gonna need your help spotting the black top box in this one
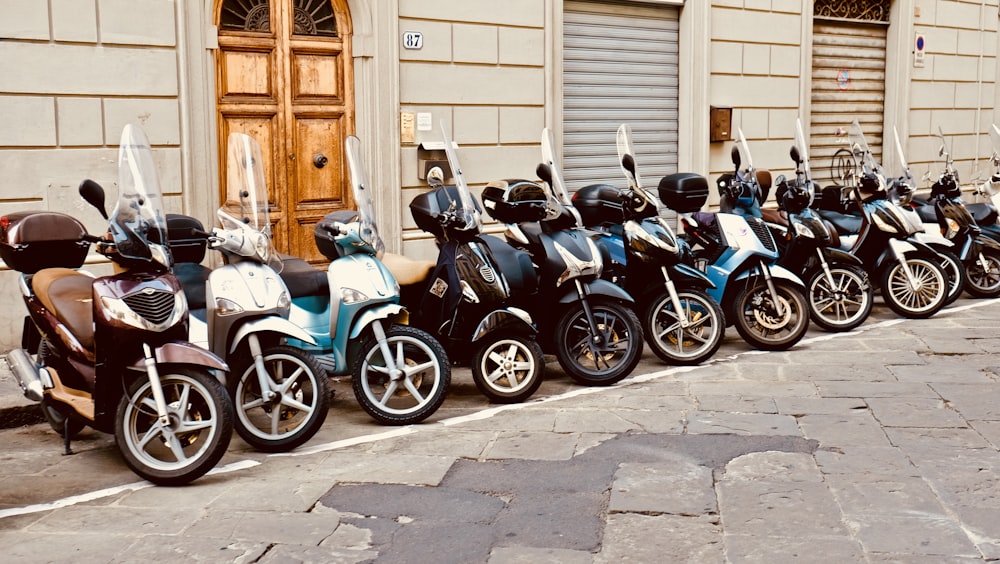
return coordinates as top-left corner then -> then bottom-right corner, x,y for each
658,173 -> 709,213
481,179 -> 550,224
572,184 -> 625,227
0,211 -> 89,274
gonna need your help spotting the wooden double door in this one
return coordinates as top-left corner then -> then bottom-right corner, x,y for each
215,0 -> 354,262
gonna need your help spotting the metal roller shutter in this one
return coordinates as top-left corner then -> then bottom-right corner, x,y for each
810,20 -> 888,186
562,1 -> 680,192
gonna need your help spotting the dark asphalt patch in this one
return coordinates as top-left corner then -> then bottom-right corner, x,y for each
316,431 -> 817,562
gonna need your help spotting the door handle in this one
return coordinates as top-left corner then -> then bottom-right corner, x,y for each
313,153 -> 328,169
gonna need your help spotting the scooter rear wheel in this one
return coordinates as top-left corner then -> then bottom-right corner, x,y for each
352,324 -> 450,425
231,345 -> 330,453
115,367 -> 233,486
643,289 -> 724,365
471,333 -> 544,403
880,255 -> 948,318
964,247 -> 1000,298
554,298 -> 643,386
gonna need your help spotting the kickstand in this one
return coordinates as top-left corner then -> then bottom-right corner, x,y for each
62,420 -> 74,456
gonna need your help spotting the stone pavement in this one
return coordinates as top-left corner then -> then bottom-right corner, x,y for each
1,298 -> 1000,562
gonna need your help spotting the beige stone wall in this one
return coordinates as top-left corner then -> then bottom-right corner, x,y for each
0,0 -> 185,226
707,1 -> 805,204
0,0 -> 184,350
907,0 -> 999,189
395,0 -> 547,259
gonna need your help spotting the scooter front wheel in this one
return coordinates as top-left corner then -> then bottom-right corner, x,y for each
115,368 -> 233,486
352,325 -> 450,425
554,298 -> 643,386
643,289 -> 724,365
471,333 -> 544,403
733,279 -> 810,351
806,264 -> 873,332
231,345 -> 330,453
880,255 -> 948,318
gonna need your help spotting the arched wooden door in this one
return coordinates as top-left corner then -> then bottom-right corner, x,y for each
215,0 -> 354,262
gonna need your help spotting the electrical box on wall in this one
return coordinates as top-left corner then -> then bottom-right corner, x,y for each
417,141 -> 456,181
710,106 -> 733,142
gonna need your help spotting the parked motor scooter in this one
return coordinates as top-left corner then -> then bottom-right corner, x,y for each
680,128 -> 811,350
572,124 -> 725,365
759,119 -> 873,332
907,128 -> 1000,298
384,125 -> 543,403
813,120 -> 949,319
2,124 -> 233,485
167,132 -> 329,452
480,128 -> 644,386
278,135 -> 451,425
963,123 -> 1000,239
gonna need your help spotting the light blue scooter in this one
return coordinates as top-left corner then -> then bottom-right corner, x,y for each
280,135 -> 451,425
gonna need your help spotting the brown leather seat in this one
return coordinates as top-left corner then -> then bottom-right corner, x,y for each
32,268 -> 95,350
381,253 -> 435,286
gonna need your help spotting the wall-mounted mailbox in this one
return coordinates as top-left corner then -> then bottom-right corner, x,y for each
417,141 -> 457,181
710,106 -> 733,142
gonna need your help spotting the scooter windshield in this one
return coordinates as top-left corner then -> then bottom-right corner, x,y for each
441,123 -> 480,233
736,128 -> 755,181
110,124 -> 170,267
793,119 -> 812,182
615,123 -> 659,209
848,119 -> 881,177
537,128 -> 580,223
345,135 -> 385,257
220,132 -> 278,265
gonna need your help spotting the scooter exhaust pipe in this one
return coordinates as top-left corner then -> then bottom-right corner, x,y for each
5,348 -> 46,402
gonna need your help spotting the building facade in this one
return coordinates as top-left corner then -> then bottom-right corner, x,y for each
0,0 -> 997,348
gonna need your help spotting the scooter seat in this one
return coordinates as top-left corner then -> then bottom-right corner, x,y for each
173,262 -> 211,310
966,202 -> 999,225
816,209 -> 863,235
277,255 -> 329,299
760,208 -> 788,226
32,267 -> 95,350
381,253 -> 435,286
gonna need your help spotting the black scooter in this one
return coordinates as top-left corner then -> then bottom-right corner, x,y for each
385,125 -> 544,403
480,128 -> 644,386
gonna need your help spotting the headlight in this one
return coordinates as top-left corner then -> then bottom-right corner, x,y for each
944,218 -> 960,239
460,280 -> 480,303
340,287 -> 369,304
215,297 -> 244,316
794,222 -> 815,238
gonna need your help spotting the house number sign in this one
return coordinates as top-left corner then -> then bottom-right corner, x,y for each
403,31 -> 423,50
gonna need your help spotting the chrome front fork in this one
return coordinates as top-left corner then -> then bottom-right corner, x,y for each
660,265 -> 690,328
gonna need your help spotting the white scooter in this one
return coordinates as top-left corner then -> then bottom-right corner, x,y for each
169,132 -> 330,452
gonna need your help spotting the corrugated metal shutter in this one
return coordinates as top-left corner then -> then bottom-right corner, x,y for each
562,1 -> 680,192
810,20 -> 887,186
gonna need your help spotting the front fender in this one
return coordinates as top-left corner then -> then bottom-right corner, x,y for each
732,263 -> 804,287
349,304 -> 407,339
671,262 -> 716,289
229,316 -> 318,354
472,308 -> 537,342
823,247 -> 864,267
557,278 -> 635,305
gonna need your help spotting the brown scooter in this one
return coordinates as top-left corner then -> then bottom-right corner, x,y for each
2,124 -> 233,486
